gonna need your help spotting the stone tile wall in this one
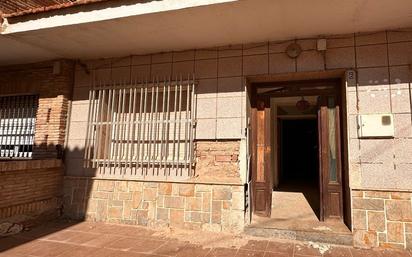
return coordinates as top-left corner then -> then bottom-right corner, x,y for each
352,190 -> 412,250
63,177 -> 245,233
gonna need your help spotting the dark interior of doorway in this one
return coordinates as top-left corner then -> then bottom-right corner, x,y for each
278,119 -> 320,219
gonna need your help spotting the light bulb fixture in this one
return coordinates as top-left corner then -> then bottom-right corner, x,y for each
296,96 -> 310,111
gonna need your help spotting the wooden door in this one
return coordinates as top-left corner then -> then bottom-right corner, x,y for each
251,96 -> 272,217
318,95 -> 343,221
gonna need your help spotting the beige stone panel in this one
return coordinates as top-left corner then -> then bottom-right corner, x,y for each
388,41 -> 412,66
195,48 -> 218,60
70,103 -> 89,123
391,89 -> 411,113
85,58 -> 111,70
75,69 -> 92,87
243,42 -> 268,56
173,50 -> 195,62
216,118 -> 242,139
93,68 -> 111,82
359,139 -> 394,163
217,76 -> 243,97
172,61 -> 194,77
348,114 -> 359,139
131,55 -> 151,66
65,157 -> 85,176
197,78 -> 217,98
346,90 -> 358,115
357,67 -> 389,91
67,121 -> 88,140
243,54 -> 268,76
218,45 -> 242,58
152,52 -> 173,64
356,44 -> 388,68
296,39 -> 317,51
296,50 -> 324,72
325,47 -> 355,69
327,34 -> 355,48
151,63 -> 172,78
387,222 -> 404,243
195,119 -> 216,139
196,98 -> 216,119
72,86 -> 90,101
352,209 -> 367,230
195,59 -> 218,79
394,138 -> 412,164
66,138 -> 85,153
218,57 -> 242,77
393,113 -> 412,138
269,40 -> 293,53
349,162 -> 362,188
268,53 -> 295,74
217,97 -> 242,118
360,163 -> 396,189
111,56 -> 131,68
389,66 -> 411,88
349,138 -> 360,161
388,29 -> 412,43
358,90 -> 391,114
131,65 -> 150,80
355,32 -> 387,46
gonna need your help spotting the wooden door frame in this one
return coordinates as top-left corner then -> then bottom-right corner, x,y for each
247,70 -> 351,226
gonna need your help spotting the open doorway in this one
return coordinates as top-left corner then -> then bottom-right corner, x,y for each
277,118 -> 320,220
248,78 -> 351,237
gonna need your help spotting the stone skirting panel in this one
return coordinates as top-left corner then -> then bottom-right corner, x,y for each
63,177 -> 245,232
352,190 -> 412,250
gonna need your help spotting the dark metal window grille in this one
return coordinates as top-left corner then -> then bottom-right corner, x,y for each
0,95 -> 38,159
84,76 -> 196,177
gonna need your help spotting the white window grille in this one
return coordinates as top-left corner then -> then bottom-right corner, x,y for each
84,76 -> 196,177
0,95 -> 38,159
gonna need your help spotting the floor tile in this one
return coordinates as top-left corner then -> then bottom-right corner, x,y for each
351,248 -> 383,257
380,249 -> 412,257
154,240 -> 188,255
294,244 -> 322,256
240,240 -> 269,251
176,244 -> 212,257
323,246 -> 352,257
207,247 -> 239,257
236,249 -> 265,257
263,251 -> 291,257
265,241 -> 294,255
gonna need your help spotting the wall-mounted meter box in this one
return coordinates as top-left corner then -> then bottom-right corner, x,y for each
357,114 -> 394,138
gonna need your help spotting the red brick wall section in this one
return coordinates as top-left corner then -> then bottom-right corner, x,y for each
0,60 -> 74,159
0,160 -> 64,226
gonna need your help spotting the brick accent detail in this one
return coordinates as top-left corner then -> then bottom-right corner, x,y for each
0,60 -> 74,158
64,177 -> 245,232
0,160 -> 63,225
195,141 -> 241,184
352,189 -> 412,250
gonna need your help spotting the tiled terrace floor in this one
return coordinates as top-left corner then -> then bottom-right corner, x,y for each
0,221 -> 411,257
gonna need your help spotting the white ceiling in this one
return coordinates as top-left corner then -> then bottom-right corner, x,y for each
1,0 -> 412,65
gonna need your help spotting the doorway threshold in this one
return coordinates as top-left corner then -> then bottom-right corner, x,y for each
245,215 -> 352,246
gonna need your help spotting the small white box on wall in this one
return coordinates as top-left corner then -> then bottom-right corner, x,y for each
357,114 -> 394,138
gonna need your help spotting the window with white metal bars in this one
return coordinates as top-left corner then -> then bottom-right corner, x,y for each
0,95 -> 38,159
84,77 -> 196,177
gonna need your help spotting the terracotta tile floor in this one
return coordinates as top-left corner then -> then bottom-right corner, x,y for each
0,221 -> 411,257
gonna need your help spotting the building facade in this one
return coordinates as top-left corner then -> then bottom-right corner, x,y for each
0,0 -> 411,250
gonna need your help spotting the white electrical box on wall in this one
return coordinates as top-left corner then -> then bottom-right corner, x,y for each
357,114 -> 394,138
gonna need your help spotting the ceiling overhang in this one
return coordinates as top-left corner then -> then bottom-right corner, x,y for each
1,0 -> 412,66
